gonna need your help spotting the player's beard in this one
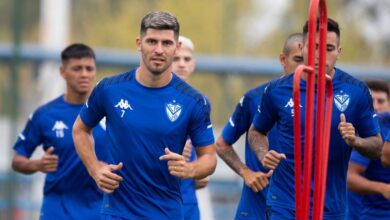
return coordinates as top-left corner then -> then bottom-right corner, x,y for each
143,54 -> 172,76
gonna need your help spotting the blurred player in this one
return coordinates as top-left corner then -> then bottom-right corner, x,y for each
11,43 -> 110,220
215,33 -> 303,220
172,35 -> 209,220
347,80 -> 390,219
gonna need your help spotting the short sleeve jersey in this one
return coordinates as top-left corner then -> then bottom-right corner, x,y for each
79,69 -> 214,220
252,68 -> 379,219
13,95 -> 110,220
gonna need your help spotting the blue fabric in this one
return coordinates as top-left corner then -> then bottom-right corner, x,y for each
222,83 -> 279,220
181,146 -> 199,220
79,69 -> 214,220
252,68 -> 380,219
13,95 -> 109,220
345,191 -> 363,220
347,112 -> 390,220
183,203 -> 200,220
181,147 -> 198,205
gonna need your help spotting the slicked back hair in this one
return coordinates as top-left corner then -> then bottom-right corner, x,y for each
140,11 -> 180,40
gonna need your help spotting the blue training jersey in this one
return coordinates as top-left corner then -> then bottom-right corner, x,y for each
79,69 -> 215,220
13,95 -> 110,220
221,83 -> 278,220
252,68 -> 380,219
348,112 -> 390,219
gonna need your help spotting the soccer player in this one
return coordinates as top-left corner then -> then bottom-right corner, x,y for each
72,11 -> 217,220
347,80 -> 390,219
364,80 -> 390,113
172,35 -> 209,220
215,33 -> 303,220
248,18 -> 382,220
11,43 -> 109,220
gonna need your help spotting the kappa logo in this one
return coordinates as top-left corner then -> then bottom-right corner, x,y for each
52,121 -> 68,138
166,100 -> 182,122
334,92 -> 350,112
284,98 -> 302,117
115,99 -> 133,118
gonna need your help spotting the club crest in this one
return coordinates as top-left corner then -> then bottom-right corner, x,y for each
166,101 -> 182,122
334,93 -> 350,112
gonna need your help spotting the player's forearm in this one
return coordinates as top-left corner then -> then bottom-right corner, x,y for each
381,141 -> 390,167
11,154 -> 40,174
189,148 -> 217,179
348,172 -> 387,195
216,136 -> 247,177
351,134 -> 382,159
248,125 -> 269,162
72,117 -> 99,176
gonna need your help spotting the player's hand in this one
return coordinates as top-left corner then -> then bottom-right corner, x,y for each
242,168 -> 273,192
91,162 -> 123,194
38,146 -> 58,173
195,177 -> 209,189
261,150 -> 286,170
160,148 -> 191,179
338,113 -> 357,146
182,140 -> 192,162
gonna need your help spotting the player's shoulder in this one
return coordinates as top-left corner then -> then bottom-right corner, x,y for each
32,95 -> 64,120
96,70 -> 135,90
333,68 -> 367,90
264,74 -> 293,93
171,75 -> 207,106
245,82 -> 269,99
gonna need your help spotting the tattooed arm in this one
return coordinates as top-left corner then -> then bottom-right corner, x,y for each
216,135 -> 271,192
248,125 -> 286,170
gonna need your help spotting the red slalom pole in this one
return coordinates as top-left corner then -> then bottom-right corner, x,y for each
312,0 -> 330,219
293,0 -> 332,220
301,1 -> 319,218
293,65 -> 314,220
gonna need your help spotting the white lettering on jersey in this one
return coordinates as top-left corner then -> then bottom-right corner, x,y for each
115,99 -> 133,118
284,98 -> 302,117
52,121 -> 68,138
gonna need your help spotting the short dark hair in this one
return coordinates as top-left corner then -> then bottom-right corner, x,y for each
365,80 -> 390,99
303,18 -> 340,43
61,43 -> 95,64
140,11 -> 180,39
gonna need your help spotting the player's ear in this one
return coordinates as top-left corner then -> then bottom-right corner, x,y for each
59,65 -> 66,79
279,53 -> 286,67
336,47 -> 342,60
136,37 -> 142,51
